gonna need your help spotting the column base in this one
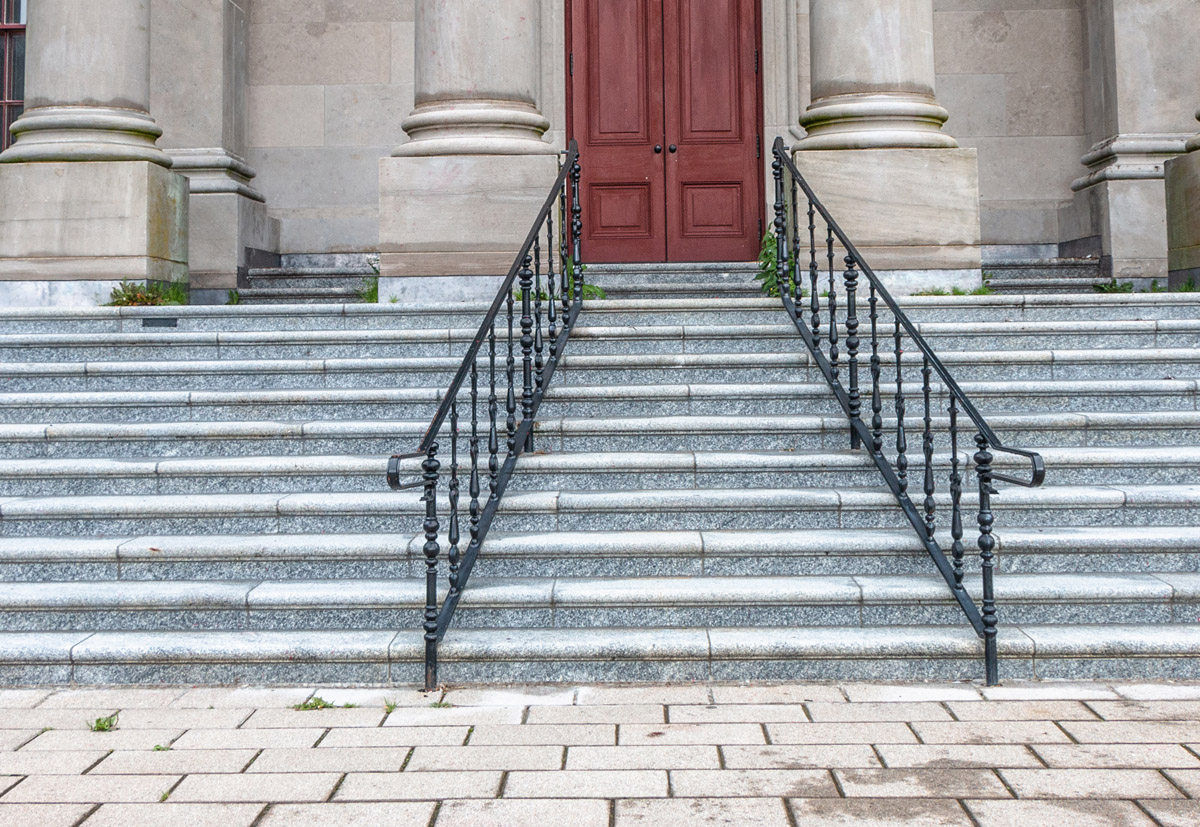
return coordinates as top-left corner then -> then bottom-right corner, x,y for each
1060,177 -> 1170,283
187,193 -> 281,305
789,148 -> 982,286
379,154 -> 560,304
1167,151 -> 1200,287
0,161 -> 189,306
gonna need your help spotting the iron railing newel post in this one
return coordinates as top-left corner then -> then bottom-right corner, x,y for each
869,284 -> 883,455
505,289 -> 516,453
421,444 -> 441,691
448,405 -> 460,593
533,238 -> 545,395
519,254 -> 535,453
975,433 -> 1000,685
843,256 -> 861,449
571,156 -> 583,305
826,227 -> 838,381
772,155 -> 788,300
949,397 -> 965,589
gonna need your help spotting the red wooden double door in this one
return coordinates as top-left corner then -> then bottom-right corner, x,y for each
568,0 -> 764,263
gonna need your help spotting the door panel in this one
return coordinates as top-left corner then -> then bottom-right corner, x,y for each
570,0 -> 666,262
663,0 -> 761,261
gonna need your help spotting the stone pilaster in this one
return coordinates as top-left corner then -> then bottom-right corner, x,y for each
379,0 -> 559,302
792,0 -> 981,289
0,0 -> 188,306
151,0 -> 279,305
1165,111 -> 1200,287
1060,0 -> 1200,283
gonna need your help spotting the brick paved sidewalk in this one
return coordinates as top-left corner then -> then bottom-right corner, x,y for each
1,681 -> 1199,826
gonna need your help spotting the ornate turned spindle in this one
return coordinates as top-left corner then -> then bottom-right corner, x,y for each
808,199 -> 820,338
869,284 -> 883,455
519,254 -> 535,452
468,361 -> 481,557
559,179 -> 570,321
447,403 -> 460,592
949,396 -> 965,588
922,355 -> 935,540
533,238 -> 545,392
826,226 -> 838,381
790,177 -> 802,301
546,210 -> 558,362
772,156 -> 789,300
894,319 -> 908,493
487,323 -> 499,495
505,288 -> 516,454
975,432 -> 999,686
420,444 -> 440,690
843,256 -> 861,449
571,156 -> 583,305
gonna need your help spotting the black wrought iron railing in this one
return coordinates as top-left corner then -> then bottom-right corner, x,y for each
771,137 -> 1045,685
387,142 -> 584,690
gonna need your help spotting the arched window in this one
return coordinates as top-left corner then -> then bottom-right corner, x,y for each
1,0 -> 26,152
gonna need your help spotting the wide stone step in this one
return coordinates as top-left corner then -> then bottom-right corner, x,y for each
3,445 -> 1196,497
1,483 -> 1197,536
246,266 -> 378,292
7,623 -> 1200,683
1,525 -> 1194,582
0,571 -> 1193,631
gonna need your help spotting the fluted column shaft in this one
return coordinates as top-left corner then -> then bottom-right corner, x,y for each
798,0 -> 957,150
0,0 -> 170,166
395,0 -> 555,156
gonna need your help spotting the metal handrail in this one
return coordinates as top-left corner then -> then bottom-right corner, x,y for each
387,141 -> 584,689
771,136 -> 1045,685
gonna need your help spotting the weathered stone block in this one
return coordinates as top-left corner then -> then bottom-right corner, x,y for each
1166,152 -> 1200,286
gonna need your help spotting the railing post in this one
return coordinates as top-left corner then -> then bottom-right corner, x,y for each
519,254 -> 535,452
421,444 -> 441,691
571,155 -> 583,306
949,397 -> 965,588
772,154 -> 789,300
843,256 -> 860,449
975,432 -> 999,686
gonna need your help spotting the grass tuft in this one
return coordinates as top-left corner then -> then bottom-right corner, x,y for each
89,713 -> 119,732
293,696 -> 335,711
106,281 -> 188,307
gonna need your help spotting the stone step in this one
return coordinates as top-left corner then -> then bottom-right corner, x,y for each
6,623 -> 1200,683
246,266 -> 378,292
988,278 -> 1111,295
1,378 -> 1195,426
3,411 -> 1198,458
6,318 -> 1200,362
0,571 -> 1194,631
1,483 -> 1197,536
2,445 -> 1197,497
1,525 -> 1194,582
237,287 -> 367,305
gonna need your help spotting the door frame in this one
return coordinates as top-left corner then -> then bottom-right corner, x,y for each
564,0 -> 767,262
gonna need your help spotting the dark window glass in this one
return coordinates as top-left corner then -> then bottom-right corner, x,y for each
10,32 -> 21,99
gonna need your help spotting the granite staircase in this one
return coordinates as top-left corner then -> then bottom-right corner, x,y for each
2,284 -> 1200,684
240,255 -> 379,305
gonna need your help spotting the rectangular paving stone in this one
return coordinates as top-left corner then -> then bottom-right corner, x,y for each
405,745 -> 563,771
525,704 -> 664,725
169,728 -> 324,750
171,688 -> 317,709
616,797 -> 791,825
256,802 -> 435,826
2,710 -> 119,731
39,689 -> 186,709
335,771 -> 502,801
619,723 -> 765,745
1060,721 -> 1200,743
0,751 -> 106,775
721,744 -> 881,769
1113,683 -> 1200,701
1087,700 -> 1200,720
766,722 -> 917,744
437,799 -> 610,827
788,798 -> 973,826
806,702 -> 952,722
248,748 -> 412,774
667,704 -> 810,724
242,708 -> 386,728
911,721 -> 1069,744
946,701 -> 1098,721
964,799 -> 1158,826
877,744 -> 1042,769
1139,800 -> 1200,827
578,685 -> 711,705
669,768 -> 837,797
440,687 -> 576,707
171,773 -> 341,803
1162,768 -> 1200,796
2,774 -> 179,803
1032,743 -> 1200,769
710,684 -> 846,704
980,683 -> 1119,702
999,768 -> 1182,799
834,768 -> 1011,798
115,708 -> 253,729
383,706 -> 523,727
0,691 -> 51,709
311,688 -> 439,709
0,732 -> 39,752
83,803 -> 266,827
842,684 -> 982,703
21,730 -> 183,752
0,804 -> 95,826
468,724 -> 614,746
318,726 -> 467,749
92,749 -> 258,775
503,770 -> 667,798
567,745 -> 718,770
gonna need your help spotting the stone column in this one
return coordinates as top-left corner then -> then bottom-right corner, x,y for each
791,0 -> 981,291
379,0 -> 559,303
1165,111 -> 1200,287
1060,0 -> 1200,284
798,0 -> 956,150
151,0 -> 279,305
0,0 -> 188,306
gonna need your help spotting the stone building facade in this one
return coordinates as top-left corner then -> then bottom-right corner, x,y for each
0,0 -> 1197,305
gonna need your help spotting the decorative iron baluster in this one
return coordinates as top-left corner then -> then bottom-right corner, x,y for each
420,444 -> 440,690
843,256 -> 861,449
869,283 -> 883,455
790,176 -> 802,302
894,319 -> 908,493
560,180 -> 570,321
772,156 -> 789,301
975,432 -> 999,685
949,396 -> 965,588
922,355 -> 936,540
468,360 -> 480,565
519,254 -> 535,451
827,226 -> 838,381
808,198 -> 819,338
488,323 -> 499,495
533,238 -> 545,392
571,156 -> 583,304
546,208 -> 558,362
447,403 -> 460,592
505,288 -> 516,453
